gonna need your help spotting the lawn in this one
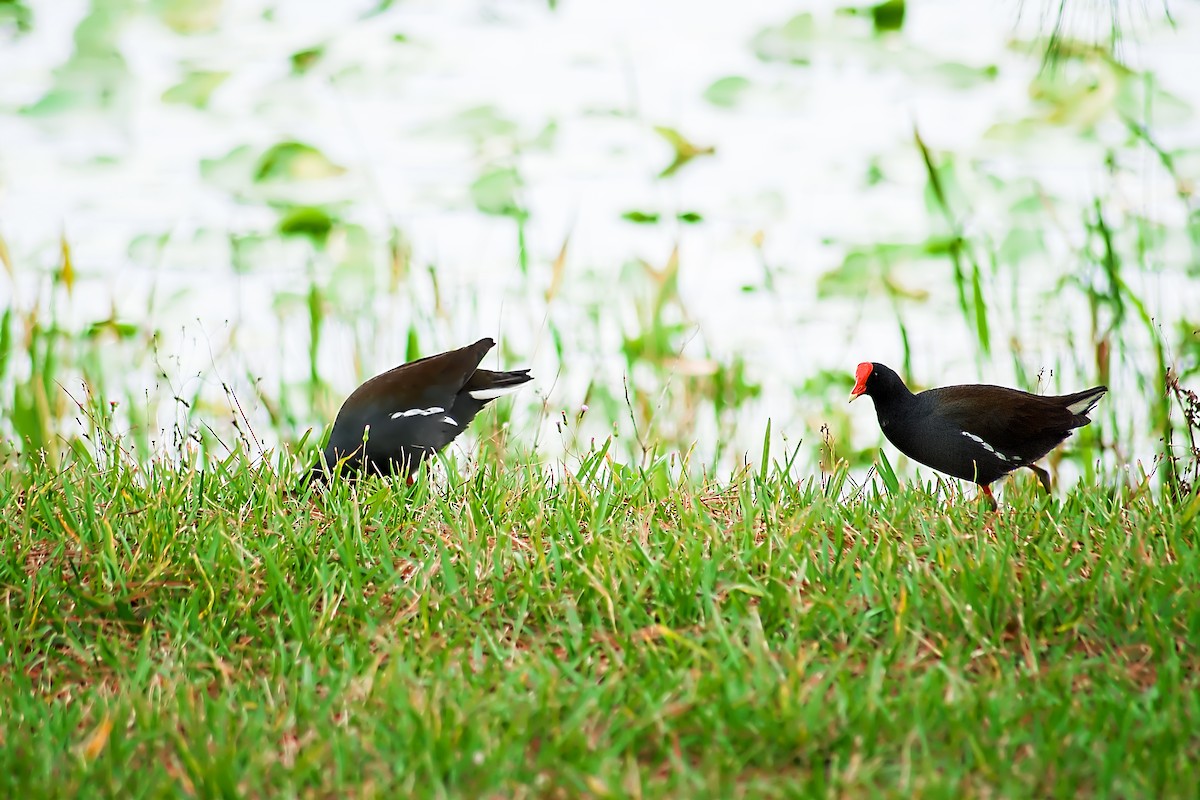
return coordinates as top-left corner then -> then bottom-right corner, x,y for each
2,448 -> 1197,798
2,1 -> 1198,797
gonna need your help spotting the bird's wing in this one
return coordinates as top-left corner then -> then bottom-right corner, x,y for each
347,338 -> 494,412
922,385 -> 1079,457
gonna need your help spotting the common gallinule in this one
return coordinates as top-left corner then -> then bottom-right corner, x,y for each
314,337 -> 532,480
849,362 -> 1106,506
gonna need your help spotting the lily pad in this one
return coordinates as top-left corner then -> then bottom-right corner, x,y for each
255,142 -> 347,182
703,76 -> 751,109
291,46 -> 325,75
21,1 -> 133,116
871,0 -> 904,33
161,70 -> 228,108
928,61 -> 999,90
818,244 -> 932,300
470,167 -> 524,218
0,1 -> 33,35
153,0 -> 222,34
420,105 -> 519,144
997,228 -> 1045,266
751,13 -> 817,65
622,210 -> 660,224
231,232 -> 292,274
278,206 -> 335,246
199,144 -> 259,195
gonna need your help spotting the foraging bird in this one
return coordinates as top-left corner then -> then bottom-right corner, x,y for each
313,338 -> 531,480
849,362 -> 1106,506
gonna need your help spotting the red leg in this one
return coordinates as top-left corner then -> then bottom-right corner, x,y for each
979,484 -> 998,511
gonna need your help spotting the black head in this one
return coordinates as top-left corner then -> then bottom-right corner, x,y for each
848,362 -> 911,403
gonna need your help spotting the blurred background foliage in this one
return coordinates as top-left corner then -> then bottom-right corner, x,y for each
0,0 -> 1196,494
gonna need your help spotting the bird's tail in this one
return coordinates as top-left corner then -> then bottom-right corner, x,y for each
466,369 -> 533,401
1061,386 -> 1107,417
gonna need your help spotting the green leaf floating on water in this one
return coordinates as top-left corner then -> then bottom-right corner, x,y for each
818,244 -> 933,301
200,144 -> 257,192
161,70 -> 228,108
21,0 -> 134,116
291,46 -> 326,74
929,62 -> 999,90
870,0 -> 904,33
154,0 -> 222,34
471,167 -> 525,218
997,228 -> 1045,267
621,209 -> 704,225
834,0 -> 904,35
751,13 -> 817,64
230,233 -> 275,275
255,142 -> 347,182
0,1 -> 34,35
420,105 -> 519,143
622,210 -> 660,224
278,206 -> 335,246
703,76 -> 751,108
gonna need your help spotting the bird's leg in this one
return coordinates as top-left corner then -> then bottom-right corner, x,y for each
979,484 -> 998,511
1026,464 -> 1051,494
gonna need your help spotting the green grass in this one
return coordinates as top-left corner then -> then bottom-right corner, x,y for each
3,4 -> 1198,795
2,446 -> 1198,798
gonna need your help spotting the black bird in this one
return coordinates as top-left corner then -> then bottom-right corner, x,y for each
849,362 -> 1106,506
314,338 -> 531,480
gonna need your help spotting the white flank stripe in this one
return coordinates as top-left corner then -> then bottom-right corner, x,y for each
441,415 -> 458,426
961,431 -> 1012,462
468,385 -> 522,401
390,406 -> 445,420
